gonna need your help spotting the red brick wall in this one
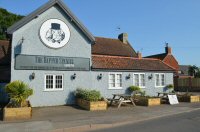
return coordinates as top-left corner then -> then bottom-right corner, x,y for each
163,55 -> 179,72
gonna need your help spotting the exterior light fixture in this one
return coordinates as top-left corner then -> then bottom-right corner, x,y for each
148,74 -> 153,80
21,37 -> 25,43
72,73 -> 76,80
31,72 -> 35,80
97,73 -> 103,80
126,74 -> 131,80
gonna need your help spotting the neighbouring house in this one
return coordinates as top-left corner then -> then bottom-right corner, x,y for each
144,44 -> 179,75
0,0 -> 175,107
177,65 -> 193,78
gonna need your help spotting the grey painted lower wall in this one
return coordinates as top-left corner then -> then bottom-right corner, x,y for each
0,83 -> 9,105
10,70 -> 173,107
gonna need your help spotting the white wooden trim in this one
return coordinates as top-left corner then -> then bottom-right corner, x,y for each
133,73 -> 146,88
108,72 -> 123,89
44,74 -> 64,91
155,73 -> 165,87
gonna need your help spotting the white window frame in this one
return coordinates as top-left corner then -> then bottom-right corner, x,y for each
44,74 -> 64,91
133,73 -> 146,88
108,73 -> 123,89
155,73 -> 165,87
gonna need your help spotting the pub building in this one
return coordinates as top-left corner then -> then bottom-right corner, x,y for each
0,0 -> 175,107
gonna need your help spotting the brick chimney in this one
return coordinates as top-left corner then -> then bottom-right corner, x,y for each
137,51 -> 142,59
118,33 -> 128,44
165,43 -> 172,54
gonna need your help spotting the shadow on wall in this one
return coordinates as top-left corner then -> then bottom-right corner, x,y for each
0,83 -> 10,108
65,91 -> 76,105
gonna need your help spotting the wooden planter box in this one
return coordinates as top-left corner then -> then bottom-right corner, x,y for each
135,97 -> 161,106
77,99 -> 107,111
3,102 -> 32,121
178,95 -> 200,103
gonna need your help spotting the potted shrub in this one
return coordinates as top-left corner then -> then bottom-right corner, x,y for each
3,80 -> 33,121
177,93 -> 199,103
128,86 -> 141,96
166,84 -> 174,93
74,88 -> 107,111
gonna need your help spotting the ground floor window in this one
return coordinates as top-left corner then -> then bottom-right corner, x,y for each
133,73 -> 145,88
155,73 -> 165,87
109,73 -> 122,89
45,74 -> 63,91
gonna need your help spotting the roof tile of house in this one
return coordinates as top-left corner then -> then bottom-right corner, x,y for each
144,53 -> 167,60
92,55 -> 175,71
92,37 -> 137,57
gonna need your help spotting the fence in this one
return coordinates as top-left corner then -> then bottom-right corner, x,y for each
0,83 -> 9,106
174,78 -> 200,92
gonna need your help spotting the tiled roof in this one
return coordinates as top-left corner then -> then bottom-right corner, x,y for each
92,55 -> 175,71
92,37 -> 137,57
144,53 -> 167,60
0,40 -> 11,66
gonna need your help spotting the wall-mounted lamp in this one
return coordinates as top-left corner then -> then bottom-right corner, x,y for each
148,74 -> 153,80
97,73 -> 103,80
30,72 -> 35,80
21,37 -> 25,43
72,73 -> 76,80
126,74 -> 131,80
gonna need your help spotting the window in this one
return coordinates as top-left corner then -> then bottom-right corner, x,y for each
45,74 -> 63,91
133,73 -> 146,88
109,73 -> 122,89
155,73 -> 165,87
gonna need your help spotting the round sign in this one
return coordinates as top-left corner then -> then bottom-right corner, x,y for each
39,19 -> 70,49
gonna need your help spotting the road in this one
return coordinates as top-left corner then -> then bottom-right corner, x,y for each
91,109 -> 200,132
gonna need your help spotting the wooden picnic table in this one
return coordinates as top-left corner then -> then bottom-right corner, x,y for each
110,94 -> 136,108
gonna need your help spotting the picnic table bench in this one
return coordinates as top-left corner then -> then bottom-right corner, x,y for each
109,94 -> 136,108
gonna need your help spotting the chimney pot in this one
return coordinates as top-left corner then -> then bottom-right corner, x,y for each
137,51 -> 142,59
118,33 -> 128,44
165,44 -> 172,54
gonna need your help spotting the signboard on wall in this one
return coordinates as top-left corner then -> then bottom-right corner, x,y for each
15,55 -> 90,71
40,19 -> 71,49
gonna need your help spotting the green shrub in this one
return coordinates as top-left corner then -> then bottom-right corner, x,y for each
128,86 -> 141,92
166,84 -> 174,89
5,80 -> 33,107
74,88 -> 101,102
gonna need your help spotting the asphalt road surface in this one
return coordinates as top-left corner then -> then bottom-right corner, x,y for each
91,109 -> 200,132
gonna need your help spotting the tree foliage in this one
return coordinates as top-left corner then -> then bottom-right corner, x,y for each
188,65 -> 200,78
0,8 -> 24,40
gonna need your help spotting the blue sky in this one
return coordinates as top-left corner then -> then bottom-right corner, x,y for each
0,0 -> 200,66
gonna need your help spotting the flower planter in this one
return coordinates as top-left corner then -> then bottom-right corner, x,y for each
3,101 -> 32,121
77,98 -> 107,111
178,95 -> 200,103
135,97 -> 161,106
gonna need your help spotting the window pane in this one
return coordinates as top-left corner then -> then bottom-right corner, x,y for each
134,74 -> 139,86
109,74 -> 115,87
46,75 -> 53,89
161,74 -> 165,86
116,74 -> 122,87
55,75 -> 63,89
140,74 -> 145,87
156,74 -> 160,86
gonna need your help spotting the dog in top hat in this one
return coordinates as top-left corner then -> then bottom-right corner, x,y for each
45,23 -> 65,43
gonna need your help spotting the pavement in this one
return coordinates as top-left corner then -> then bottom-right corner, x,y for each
0,103 -> 200,132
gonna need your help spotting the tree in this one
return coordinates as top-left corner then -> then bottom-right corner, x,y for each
0,8 -> 24,40
188,65 -> 200,78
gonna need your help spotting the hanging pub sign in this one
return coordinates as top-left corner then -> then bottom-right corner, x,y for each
15,55 -> 90,71
40,19 -> 70,49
